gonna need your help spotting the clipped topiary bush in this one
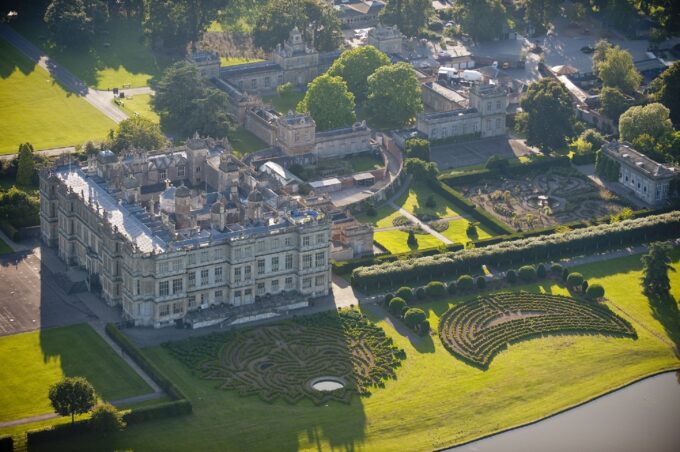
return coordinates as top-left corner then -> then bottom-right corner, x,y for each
383,293 -> 394,306
567,272 -> 584,288
447,281 -> 457,294
550,263 -> 563,275
389,297 -> 407,316
395,286 -> 414,302
586,283 -> 605,300
476,276 -> 486,289
506,269 -> 517,283
536,263 -> 547,279
562,267 -> 570,281
403,308 -> 427,329
425,281 -> 446,298
581,280 -> 589,293
519,265 -> 536,282
90,403 -> 126,435
419,319 -> 431,335
415,287 -> 426,300
457,275 -> 474,291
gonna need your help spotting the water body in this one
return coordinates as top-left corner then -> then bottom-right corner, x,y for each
449,372 -> 680,452
311,379 -> 344,391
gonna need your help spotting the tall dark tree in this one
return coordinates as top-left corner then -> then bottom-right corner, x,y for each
253,0 -> 340,51
297,74 -> 355,131
523,0 -> 561,34
520,78 -> 573,151
144,0 -> 223,50
108,117 -> 167,153
48,377 -> 96,425
152,61 -> 232,138
44,0 -> 108,47
652,62 -> 680,128
16,143 -> 35,187
451,0 -> 507,42
641,242 -> 675,297
380,0 -> 432,37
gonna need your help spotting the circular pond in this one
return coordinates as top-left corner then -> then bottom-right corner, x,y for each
526,195 -> 560,209
310,377 -> 345,391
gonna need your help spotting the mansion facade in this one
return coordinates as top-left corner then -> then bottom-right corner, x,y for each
40,137 -> 332,328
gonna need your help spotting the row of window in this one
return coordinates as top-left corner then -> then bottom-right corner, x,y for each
158,278 -> 184,297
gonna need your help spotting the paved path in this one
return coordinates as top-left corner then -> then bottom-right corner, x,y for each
387,200 -> 453,245
0,391 -> 165,428
0,24 -> 128,123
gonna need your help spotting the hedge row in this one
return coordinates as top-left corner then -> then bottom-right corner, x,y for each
438,155 -> 571,186
105,323 -> 190,403
122,399 -> 192,423
27,420 -> 90,447
333,242 -> 464,276
351,211 -> 680,290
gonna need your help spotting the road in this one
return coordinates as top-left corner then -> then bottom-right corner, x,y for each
0,24 -> 128,123
0,146 -> 75,161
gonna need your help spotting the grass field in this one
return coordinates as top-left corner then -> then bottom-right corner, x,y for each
350,152 -> 383,173
114,94 -> 159,123
30,252 -> 680,451
439,218 -> 494,244
12,17 -> 171,89
229,127 -> 267,157
0,40 -> 115,153
0,324 -> 150,423
0,236 -> 12,254
220,56 -> 265,67
263,91 -> 305,114
374,229 -> 444,254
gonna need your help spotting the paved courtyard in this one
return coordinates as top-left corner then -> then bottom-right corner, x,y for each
0,248 -> 93,336
431,136 -> 536,170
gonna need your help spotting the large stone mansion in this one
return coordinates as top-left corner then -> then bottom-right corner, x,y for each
39,136 -> 333,328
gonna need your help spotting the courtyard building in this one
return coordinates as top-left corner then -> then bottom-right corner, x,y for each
39,137 -> 332,328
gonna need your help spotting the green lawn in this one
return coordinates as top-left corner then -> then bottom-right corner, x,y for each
263,91 -> 305,114
229,127 -> 267,158
350,152 -> 383,173
0,236 -> 12,254
374,229 -> 444,254
30,253 -> 680,451
0,324 -> 151,423
0,39 -> 115,153
114,94 -> 159,123
12,17 -> 172,89
221,56 -> 265,67
439,218 -> 494,244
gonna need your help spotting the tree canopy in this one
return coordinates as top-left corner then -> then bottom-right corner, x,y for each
523,0 -> 561,35
152,61 -> 232,138
253,0 -> 341,51
599,86 -> 629,121
597,45 -> 642,94
108,117 -> 166,153
404,138 -> 431,161
143,0 -> 223,50
380,0 -> 432,37
619,103 -> 674,144
652,62 -> 680,128
451,0 -> 507,42
44,0 -> 108,48
366,62 -> 423,128
297,74 -> 355,131
327,46 -> 391,103
520,78 -> 573,151
48,377 -> 96,425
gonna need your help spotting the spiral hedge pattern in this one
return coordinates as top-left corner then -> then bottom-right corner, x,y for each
165,310 -> 405,405
438,292 -> 636,369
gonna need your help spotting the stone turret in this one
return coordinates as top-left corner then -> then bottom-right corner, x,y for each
122,174 -> 140,204
174,183 -> 192,229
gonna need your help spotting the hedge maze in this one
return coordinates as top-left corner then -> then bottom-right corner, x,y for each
438,292 -> 636,369
165,310 -> 405,405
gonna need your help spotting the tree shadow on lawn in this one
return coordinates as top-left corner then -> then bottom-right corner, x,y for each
0,39 -> 38,79
649,294 -> 680,358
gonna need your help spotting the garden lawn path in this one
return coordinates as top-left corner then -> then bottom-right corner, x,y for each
387,200 -> 452,245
